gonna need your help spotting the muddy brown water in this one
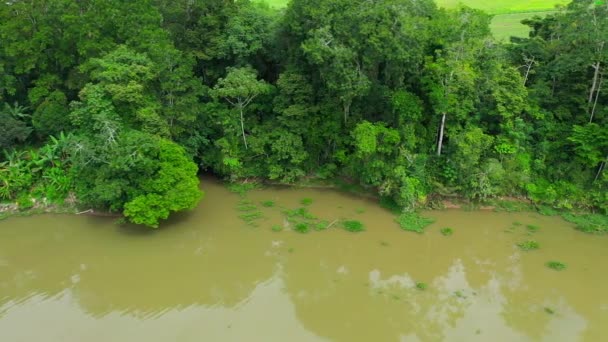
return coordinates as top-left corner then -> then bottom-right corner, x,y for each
0,177 -> 606,341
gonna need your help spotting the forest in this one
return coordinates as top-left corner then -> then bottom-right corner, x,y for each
0,0 -> 606,227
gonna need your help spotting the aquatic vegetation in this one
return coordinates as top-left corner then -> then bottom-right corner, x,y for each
355,208 -> 365,214
271,225 -> 283,232
415,282 -> 428,290
283,207 -> 316,220
342,220 -> 365,232
526,224 -> 540,232
538,206 -> 559,216
227,182 -> 260,196
561,213 -> 608,234
440,227 -> 453,236
314,220 -> 329,231
294,222 -> 310,233
546,261 -> 567,271
513,221 -> 522,226
517,240 -> 540,251
238,211 -> 263,226
544,307 -> 555,315
236,199 -> 258,212
396,212 -> 435,233
379,241 -> 390,247
300,198 -> 313,206
261,200 -> 275,208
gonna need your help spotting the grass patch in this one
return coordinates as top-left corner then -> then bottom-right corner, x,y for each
546,261 -> 567,271
440,227 -> 454,236
561,213 -> 608,234
396,212 -> 435,233
342,220 -> 365,232
283,207 -> 317,220
493,200 -> 533,212
517,240 -> 540,251
300,198 -> 313,206
538,205 -> 559,216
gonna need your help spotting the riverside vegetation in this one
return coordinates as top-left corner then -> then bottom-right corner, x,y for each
0,0 -> 607,229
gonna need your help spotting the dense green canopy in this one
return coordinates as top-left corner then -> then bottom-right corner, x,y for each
0,0 -> 606,227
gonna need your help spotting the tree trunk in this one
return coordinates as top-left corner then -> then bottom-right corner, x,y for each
239,107 -> 248,149
594,153 -> 608,183
343,100 -> 351,124
588,62 -> 601,109
437,113 -> 446,156
523,56 -> 535,86
590,71 -> 603,123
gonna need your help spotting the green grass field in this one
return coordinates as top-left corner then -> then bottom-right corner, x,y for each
256,0 -> 570,39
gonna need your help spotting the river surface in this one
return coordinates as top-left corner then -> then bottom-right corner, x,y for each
0,177 -> 606,342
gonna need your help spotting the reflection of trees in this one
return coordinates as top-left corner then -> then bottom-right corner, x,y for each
0,181 -> 276,318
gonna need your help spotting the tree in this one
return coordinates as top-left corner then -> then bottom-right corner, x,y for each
211,66 -> 271,149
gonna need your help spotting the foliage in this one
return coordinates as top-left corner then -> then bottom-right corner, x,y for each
1,0 -> 606,227
396,212 -> 436,233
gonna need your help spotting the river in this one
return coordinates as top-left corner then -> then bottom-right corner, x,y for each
0,177 -> 606,341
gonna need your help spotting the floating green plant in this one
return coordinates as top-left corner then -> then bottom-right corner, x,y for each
380,241 -> 390,247
517,240 -> 540,251
238,211 -> 263,226
512,221 -> 522,226
546,261 -> 567,271
314,220 -> 329,231
415,282 -> 428,290
342,220 -> 365,232
300,198 -> 313,206
294,222 -> 310,233
526,224 -> 540,232
396,212 -> 435,233
236,199 -> 258,212
271,225 -> 283,232
355,208 -> 365,214
227,182 -> 259,196
544,307 -> 555,315
261,200 -> 275,208
440,227 -> 453,236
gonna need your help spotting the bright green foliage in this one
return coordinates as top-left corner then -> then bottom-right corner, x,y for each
120,138 -> 202,227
